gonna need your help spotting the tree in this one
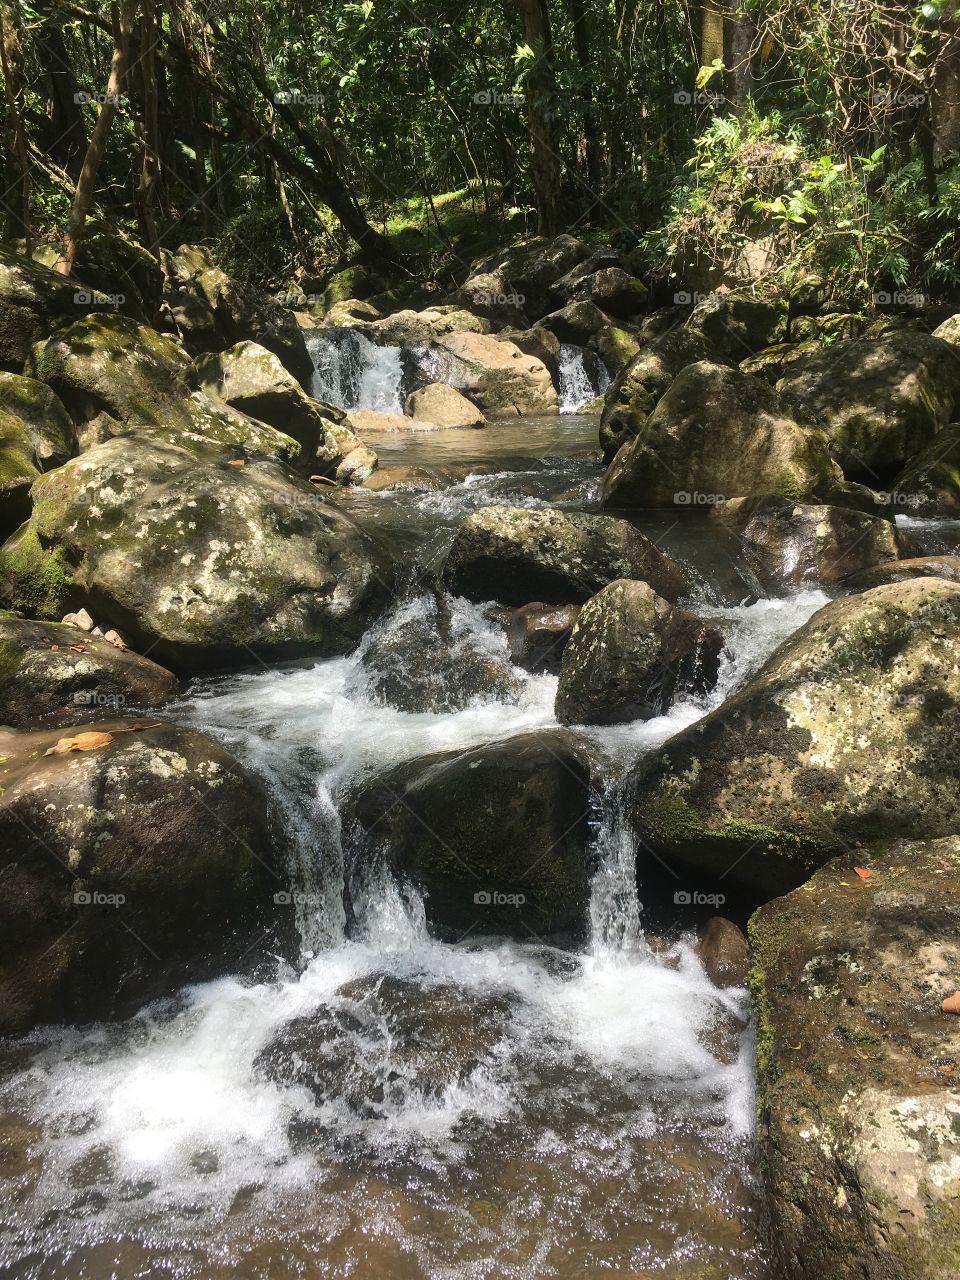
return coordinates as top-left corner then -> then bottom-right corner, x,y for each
516,0 -> 564,234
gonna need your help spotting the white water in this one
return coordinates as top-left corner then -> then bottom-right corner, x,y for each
305,327 -> 405,413
0,581 -> 827,1275
558,343 -> 610,413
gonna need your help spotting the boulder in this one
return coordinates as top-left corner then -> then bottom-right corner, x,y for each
488,601 -> 580,673
538,300 -> 609,346
404,382 -> 486,428
0,247 -> 97,371
890,422 -> 960,516
601,361 -> 842,509
452,271 -> 528,329
842,555 -> 960,592
592,323 -> 643,378
0,433 -> 390,669
751,836 -> 960,1279
345,408 -> 439,433
684,291 -> 788,359
598,329 -> 726,462
368,306 -> 490,346
500,323 -> 562,381
468,234 -> 592,321
695,917 -> 748,988
0,719 -> 290,1033
713,495 -> 910,587
0,617 -> 177,727
348,731 -> 593,937
323,298 -> 382,326
561,267 -> 647,320
427,331 -> 558,417
623,579 -> 960,899
555,579 -> 724,724
0,372 -> 75,469
0,410 -> 40,541
931,312 -> 960,345
443,506 -> 692,606
776,332 -> 960,482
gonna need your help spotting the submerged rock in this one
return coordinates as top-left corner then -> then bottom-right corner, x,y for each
489,601 -> 581,673
555,579 -> 724,725
404,381 -> 486,428
624,579 -> 960,899
0,719 -> 289,1033
841,555 -> 960,592
601,361 -> 841,509
348,730 -> 594,938
0,617 -> 177,727
443,505 -> 691,606
695,917 -> 748,988
751,836 -> 960,1279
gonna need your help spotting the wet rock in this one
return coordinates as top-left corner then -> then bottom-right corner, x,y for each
841,555 -> 960,592
0,433 -> 390,669
489,601 -> 580,673
776,331 -> 960,482
684,291 -> 788,359
0,617 -> 177,727
443,505 -> 692,606
712,495 -> 910,587
602,361 -> 842,509
428,331 -> 558,417
750,835 -> 960,1279
696,917 -> 748,988
624,579 -> 960,899
359,465 -> 448,492
555,579 -> 724,724
349,730 -> 594,938
345,408 -> 439,433
890,422 -> 960,516
598,328 -> 725,461
360,598 -> 520,713
0,719 -> 290,1033
404,382 -> 486,428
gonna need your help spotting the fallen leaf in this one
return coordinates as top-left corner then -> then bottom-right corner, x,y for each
44,731 -> 113,756
853,866 -> 872,880
839,880 -> 851,887
941,991 -> 960,1016
68,644 -> 85,653
226,458 -> 246,466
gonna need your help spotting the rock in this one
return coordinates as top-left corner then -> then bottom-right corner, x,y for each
62,607 -> 93,630
0,372 -> 75,469
684,291 -> 788,358
500,323 -> 562,381
750,836 -> 960,1279
0,433 -> 390,669
598,329 -> 727,462
538,300 -> 609,346
776,332 -> 960,482
942,991 -> 960,1014
696,917 -> 748,988
592,324 -> 643,378
562,267 -> 648,320
713,495 -> 911,587
452,271 -> 528,329
0,246 -> 98,371
842,555 -> 960,591
195,340 -> 375,480
443,505 -> 692,606
322,298 -> 382,325
0,410 -> 40,541
359,597 -> 520,713
739,342 -> 816,384
345,408 -> 439,433
623,579 -> 960,899
555,579 -> 723,725
468,234 -> 592,321
931,312 -> 960,345
0,719 -> 290,1033
404,382 -> 486,428
369,306 -> 490,345
0,618 -> 177,727
890,422 -> 960,516
427,331 -> 558,417
359,464 -> 447,492
63,224 -> 162,322
601,361 -> 841,509
161,244 -> 312,383
348,730 -> 593,938
489,601 -> 580,673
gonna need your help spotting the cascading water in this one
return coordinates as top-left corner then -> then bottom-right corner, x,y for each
304,327 -> 405,413
558,343 -> 610,413
0,410 -> 834,1278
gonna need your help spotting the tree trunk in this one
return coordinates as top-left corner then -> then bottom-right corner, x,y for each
36,2 -> 87,181
134,1 -> 161,256
516,0 -> 564,235
0,1 -> 31,248
569,0 -> 600,187
933,7 -> 960,161
56,0 -> 136,275
726,5 -> 754,115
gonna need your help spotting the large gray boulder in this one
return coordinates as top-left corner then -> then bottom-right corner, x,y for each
601,361 -> 842,509
683,291 -> 788,359
0,433 -> 390,669
0,719 -> 291,1033
443,506 -> 692,606
425,331 -> 558,417
624,579 -> 960,899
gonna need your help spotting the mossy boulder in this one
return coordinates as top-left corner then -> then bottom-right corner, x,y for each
891,422 -> 960,517
592,323 -> 642,378
0,433 -> 390,669
776,332 -> 960,482
602,360 -> 842,509
598,328 -> 723,461
426,331 -> 558,417
713,495 -> 911,588
369,306 -> 491,345
452,271 -> 528,329
538,299 -> 608,345
562,267 -> 648,320
0,371 -> 74,468
0,719 -> 291,1033
623,578 -> 960,899
684,291 -> 788,359
0,411 -> 41,541
750,836 -> 960,1280
468,234 -> 592,321
556,579 -> 724,725
0,617 -> 177,727
0,247 -> 94,371
443,505 -> 692,606
347,730 -> 594,938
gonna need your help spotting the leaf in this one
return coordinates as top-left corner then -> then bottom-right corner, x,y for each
226,458 -> 246,466
853,866 -> 872,879
68,644 -> 86,653
45,731 -> 113,756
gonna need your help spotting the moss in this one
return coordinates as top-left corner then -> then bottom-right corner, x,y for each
0,523 -> 73,618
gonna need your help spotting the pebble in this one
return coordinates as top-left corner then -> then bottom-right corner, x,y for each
62,608 -> 94,632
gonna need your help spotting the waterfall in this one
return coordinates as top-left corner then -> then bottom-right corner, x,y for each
304,327 -> 405,413
558,343 -> 611,413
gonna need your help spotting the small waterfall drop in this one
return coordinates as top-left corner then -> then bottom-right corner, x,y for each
558,343 -> 611,413
304,327 -> 404,413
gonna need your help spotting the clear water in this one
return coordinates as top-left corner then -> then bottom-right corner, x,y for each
0,413 -> 837,1279
557,343 -> 610,413
305,328 -> 405,413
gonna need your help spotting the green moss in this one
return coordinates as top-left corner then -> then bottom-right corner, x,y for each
0,523 -> 73,618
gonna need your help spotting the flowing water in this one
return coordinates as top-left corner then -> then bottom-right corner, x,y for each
0,410 -> 839,1279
